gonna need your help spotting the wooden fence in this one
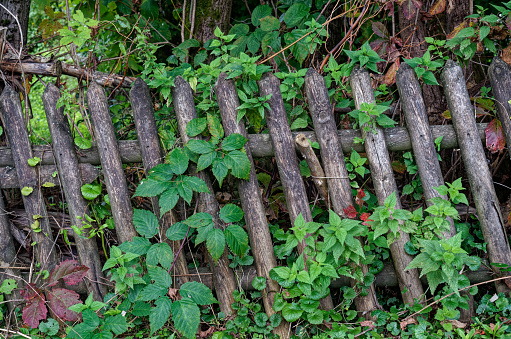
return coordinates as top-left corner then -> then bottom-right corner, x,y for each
0,57 -> 510,336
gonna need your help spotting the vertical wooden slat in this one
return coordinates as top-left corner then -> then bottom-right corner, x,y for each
441,59 -> 511,293
350,67 -> 425,306
86,82 -> 137,243
42,83 -> 106,300
0,85 -> 58,273
489,57 -> 511,160
259,72 -> 334,311
216,73 -> 290,339
304,68 -> 378,318
172,75 -> 236,315
129,78 -> 190,287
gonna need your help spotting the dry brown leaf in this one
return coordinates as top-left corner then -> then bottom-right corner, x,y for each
429,0 -> 446,15
400,317 -> 418,330
360,320 -> 375,329
383,59 -> 401,86
501,44 -> 511,66
447,21 -> 468,40
446,319 -> 467,329
168,287 -> 179,300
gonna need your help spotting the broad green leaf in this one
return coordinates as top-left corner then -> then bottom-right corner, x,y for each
149,297 -> 172,334
219,204 -> 244,223
21,186 -> 33,196
180,281 -> 217,305
185,213 -> 213,228
172,299 -> 200,339
197,152 -> 216,171
28,157 -> 41,166
284,3 -> 310,27
222,133 -> 247,151
260,16 -> 280,32
140,0 -> 159,19
290,117 -> 308,130
148,266 -> 172,288
132,301 -> 151,316
224,225 -> 249,257
166,222 -> 189,241
186,118 -> 207,137
207,228 -> 226,261
212,158 -> 229,186
81,184 -> 101,200
282,302 -> 303,322
74,136 -> 92,149
207,113 -> 224,139
118,237 -> 151,255
183,175 -> 209,193
252,277 -> 266,291
226,150 -> 251,179
187,139 -> 215,154
133,209 -> 159,239
159,187 -> 179,215
307,309 -> 324,325
273,293 -> 286,312
251,5 -> 272,26
147,243 -> 174,269
135,179 -> 170,198
140,284 -> 167,301
103,314 -> 128,335
168,148 -> 189,175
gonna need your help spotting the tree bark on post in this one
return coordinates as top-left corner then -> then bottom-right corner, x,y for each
0,0 -> 31,53
350,67 -> 425,306
304,67 -> 379,319
489,57 -> 511,161
86,82 -> 137,243
216,73 -> 290,339
259,72 -> 334,311
129,78 -> 190,287
441,59 -> 511,294
42,83 -> 106,300
172,76 -> 236,315
0,85 -> 57,273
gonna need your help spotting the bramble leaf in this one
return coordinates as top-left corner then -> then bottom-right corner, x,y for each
48,259 -> 89,287
171,299 -> 201,339
48,288 -> 81,322
180,282 -> 217,305
133,209 -> 159,239
150,297 -> 172,334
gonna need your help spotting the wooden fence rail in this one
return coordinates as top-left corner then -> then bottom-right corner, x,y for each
0,57 -> 510,338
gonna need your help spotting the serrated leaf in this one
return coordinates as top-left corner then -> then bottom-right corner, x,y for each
219,204 -> 244,223
150,296 -> 172,334
166,222 -> 189,241
222,133 -> 247,151
260,16 -> 280,31
147,242 -> 174,269
159,187 -> 179,215
197,152 -> 216,171
224,225 -> 249,257
284,3 -> 309,27
212,158 -> 229,186
183,175 -> 209,193
187,139 -> 215,154
179,282 -> 217,305
74,136 -> 92,149
133,209 -> 159,238
81,184 -> 101,200
118,237 -> 151,255
168,148 -> 189,175
226,150 -> 251,179
186,117 -> 207,137
103,314 -> 128,335
148,266 -> 172,288
21,186 -> 34,196
48,259 -> 89,287
140,284 -> 168,301
135,179 -> 170,198
251,5 -> 272,26
172,299 -> 201,338
185,213 -> 213,228
207,228 -> 226,261
48,288 -> 81,322
132,301 -> 151,316
22,295 -> 47,328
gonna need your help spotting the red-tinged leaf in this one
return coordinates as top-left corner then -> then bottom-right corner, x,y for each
485,118 -> 505,153
20,283 -> 42,301
447,21 -> 467,40
355,189 -> 366,207
370,39 -> 388,56
22,295 -> 47,328
428,0 -> 445,15
507,14 -> 511,32
391,161 -> 406,173
383,59 -> 400,86
386,0 -> 395,16
360,213 -> 373,226
441,110 -> 451,119
48,288 -> 82,322
398,0 -> 422,20
48,259 -> 89,287
372,22 -> 389,38
343,205 -> 357,219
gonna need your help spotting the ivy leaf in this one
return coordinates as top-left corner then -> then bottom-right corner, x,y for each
226,150 -> 251,180
48,259 -> 89,287
207,228 -> 226,261
28,157 -> 41,166
219,204 -> 244,223
224,225 -> 249,257
133,209 -> 159,239
221,133 -> 247,151
74,136 -> 92,149
168,148 -> 189,175
81,184 -> 101,200
103,314 -> 128,335
22,295 -> 47,328
147,243 -> 174,269
166,222 -> 189,241
485,118 -> 505,153
179,282 -> 217,305
48,288 -> 81,322
186,117 -> 207,137
150,297 -> 172,334
171,299 -> 201,339
282,302 -> 303,322
252,277 -> 267,291
21,186 -> 33,196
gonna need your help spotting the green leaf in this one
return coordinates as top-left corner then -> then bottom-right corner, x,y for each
197,152 -> 216,171
118,237 -> 151,255
219,204 -> 244,223
81,184 -> 101,200
166,222 -> 189,241
212,158 -> 229,186
21,186 -> 33,196
140,0 -> 159,19
260,16 -> 280,32
222,133 -> 247,151
307,309 -> 324,325
149,296 -> 172,334
28,157 -> 41,166
180,281 -> 217,305
135,179 -> 170,198
185,213 -> 213,228
133,209 -> 159,239
132,301 -> 151,316
282,303 -> 303,322
182,175 -> 209,193
273,293 -> 286,312
74,136 -> 92,149
149,266 -> 172,288
159,187 -> 179,215
290,117 -> 308,130
284,3 -> 310,27
187,139 -> 215,154
103,314 -> 128,335
147,243 -> 174,269
140,284 -> 168,301
42,182 -> 56,188
224,225 -> 249,257
252,277 -> 267,291
172,299 -> 200,339
421,71 -> 439,85
207,228 -> 226,261
168,148 -> 189,175
227,150 -> 251,179
251,5 -> 272,26
254,312 -> 268,327
479,25 -> 490,41
186,118 -> 207,137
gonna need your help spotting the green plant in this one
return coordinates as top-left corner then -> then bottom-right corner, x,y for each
403,49 -> 444,85
348,101 -> 396,141
344,41 -> 385,74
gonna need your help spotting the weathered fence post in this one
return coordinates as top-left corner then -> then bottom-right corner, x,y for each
216,73 -> 290,339
441,59 -> 511,294
172,76 -> 237,315
258,72 -> 334,311
305,68 -> 379,319
86,82 -> 137,243
489,57 -> 511,160
129,78 -> 190,287
350,67 -> 425,306
0,85 -> 58,273
43,83 -> 106,300
397,62 -> 474,319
